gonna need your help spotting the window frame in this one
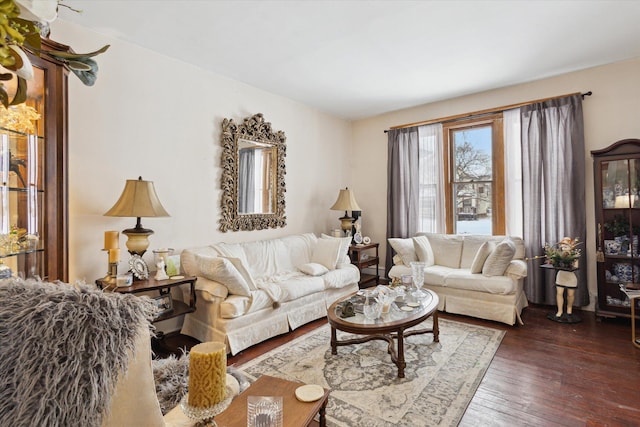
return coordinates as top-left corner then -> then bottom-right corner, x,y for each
442,114 -> 505,235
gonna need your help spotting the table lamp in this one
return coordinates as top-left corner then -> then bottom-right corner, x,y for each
104,176 -> 170,256
330,187 -> 361,236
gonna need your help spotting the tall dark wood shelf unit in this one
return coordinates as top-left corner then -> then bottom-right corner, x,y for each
592,139 -> 640,320
349,242 -> 380,288
0,39 -> 70,282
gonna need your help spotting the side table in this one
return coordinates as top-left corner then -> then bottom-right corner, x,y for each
619,285 -> 640,349
349,243 -> 380,288
215,374 -> 329,427
96,275 -> 197,323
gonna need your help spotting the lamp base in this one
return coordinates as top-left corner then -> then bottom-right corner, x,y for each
339,214 -> 353,237
123,226 -> 154,256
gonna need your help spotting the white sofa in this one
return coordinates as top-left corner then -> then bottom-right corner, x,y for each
388,233 -> 528,325
179,233 -> 360,355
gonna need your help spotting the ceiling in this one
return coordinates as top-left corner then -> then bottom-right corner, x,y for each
57,1 -> 640,120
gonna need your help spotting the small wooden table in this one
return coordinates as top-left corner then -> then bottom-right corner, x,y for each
215,375 -> 329,427
327,289 -> 439,378
349,243 -> 380,288
96,275 -> 197,323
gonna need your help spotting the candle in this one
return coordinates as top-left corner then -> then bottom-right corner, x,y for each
188,342 -> 227,408
104,231 -> 119,250
108,248 -> 120,263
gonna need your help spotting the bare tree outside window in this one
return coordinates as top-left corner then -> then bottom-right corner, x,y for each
451,127 -> 493,234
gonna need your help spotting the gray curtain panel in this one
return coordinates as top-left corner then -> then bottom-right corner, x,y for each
386,127 -> 419,276
238,148 -> 255,213
521,94 -> 588,306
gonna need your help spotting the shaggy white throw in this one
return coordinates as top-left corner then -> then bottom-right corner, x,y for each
0,279 -> 157,427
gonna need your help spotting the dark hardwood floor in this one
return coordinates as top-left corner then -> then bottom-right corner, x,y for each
161,304 -> 640,426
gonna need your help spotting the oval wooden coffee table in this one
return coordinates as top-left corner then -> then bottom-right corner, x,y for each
327,289 -> 439,378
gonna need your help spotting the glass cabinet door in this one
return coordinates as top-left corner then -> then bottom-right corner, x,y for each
0,44 -> 68,281
0,130 -> 44,278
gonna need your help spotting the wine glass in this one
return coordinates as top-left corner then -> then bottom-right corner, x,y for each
410,261 -> 427,299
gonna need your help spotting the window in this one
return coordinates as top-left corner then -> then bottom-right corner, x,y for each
443,114 -> 505,235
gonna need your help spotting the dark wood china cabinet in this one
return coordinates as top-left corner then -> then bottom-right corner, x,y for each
592,139 -> 640,320
0,39 -> 69,282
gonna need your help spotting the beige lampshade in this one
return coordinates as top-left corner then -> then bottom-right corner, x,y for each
330,188 -> 361,211
104,177 -> 170,218
104,177 -> 169,256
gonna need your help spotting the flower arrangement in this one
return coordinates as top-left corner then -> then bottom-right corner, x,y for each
0,0 -> 109,107
544,237 -> 581,270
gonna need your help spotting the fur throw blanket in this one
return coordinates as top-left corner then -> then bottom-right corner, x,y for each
0,279 -> 157,427
152,353 -> 250,415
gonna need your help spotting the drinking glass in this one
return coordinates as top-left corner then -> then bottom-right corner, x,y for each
410,261 -> 427,299
363,291 -> 382,320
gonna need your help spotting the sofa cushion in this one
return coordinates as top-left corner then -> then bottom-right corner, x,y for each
460,235 -> 493,268
470,241 -> 492,274
212,242 -> 250,268
423,265 -> 457,286
298,262 -> 329,276
482,238 -> 516,276
423,233 -> 464,268
388,238 -> 418,265
277,275 -> 326,301
312,238 -> 342,270
323,264 -> 360,289
444,270 -> 517,294
196,255 -> 253,296
413,235 -> 434,266
321,233 -> 352,266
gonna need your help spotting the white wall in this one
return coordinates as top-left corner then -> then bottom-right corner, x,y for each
50,20 -> 353,284
352,57 -> 640,311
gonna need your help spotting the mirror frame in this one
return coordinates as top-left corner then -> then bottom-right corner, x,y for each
219,113 -> 286,231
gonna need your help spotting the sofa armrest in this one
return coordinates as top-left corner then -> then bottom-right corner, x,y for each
195,276 -> 229,300
505,259 -> 528,279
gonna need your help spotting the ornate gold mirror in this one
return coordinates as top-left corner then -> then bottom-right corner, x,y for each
219,113 -> 286,231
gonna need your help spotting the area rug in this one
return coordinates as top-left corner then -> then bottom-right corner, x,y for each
236,318 -> 504,426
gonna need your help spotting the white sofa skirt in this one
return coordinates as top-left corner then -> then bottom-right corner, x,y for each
425,280 -> 528,326
181,284 -> 357,355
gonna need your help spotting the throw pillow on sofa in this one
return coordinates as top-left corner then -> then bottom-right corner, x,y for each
312,238 -> 342,270
482,238 -> 516,276
298,262 -> 329,276
320,233 -> 352,266
196,255 -> 255,295
412,235 -> 434,266
388,237 -> 418,265
470,241 -> 493,274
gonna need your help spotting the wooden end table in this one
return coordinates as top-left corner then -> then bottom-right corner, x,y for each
96,275 -> 197,323
215,374 -> 329,427
349,242 -> 380,288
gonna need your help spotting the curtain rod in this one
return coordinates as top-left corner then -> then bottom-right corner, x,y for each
383,91 -> 592,133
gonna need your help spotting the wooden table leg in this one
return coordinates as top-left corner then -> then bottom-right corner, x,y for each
319,398 -> 327,427
632,297 -> 640,349
331,326 -> 337,355
433,311 -> 439,342
397,330 -> 405,378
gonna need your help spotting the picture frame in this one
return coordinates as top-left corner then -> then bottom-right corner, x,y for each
152,293 -> 173,317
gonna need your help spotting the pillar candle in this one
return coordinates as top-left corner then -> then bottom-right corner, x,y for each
104,231 -> 119,250
108,248 -> 120,264
188,342 -> 227,408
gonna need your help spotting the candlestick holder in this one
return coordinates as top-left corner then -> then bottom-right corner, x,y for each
100,250 -> 119,286
180,386 -> 234,426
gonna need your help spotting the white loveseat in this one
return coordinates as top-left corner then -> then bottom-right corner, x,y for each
179,233 -> 359,354
388,233 -> 528,325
